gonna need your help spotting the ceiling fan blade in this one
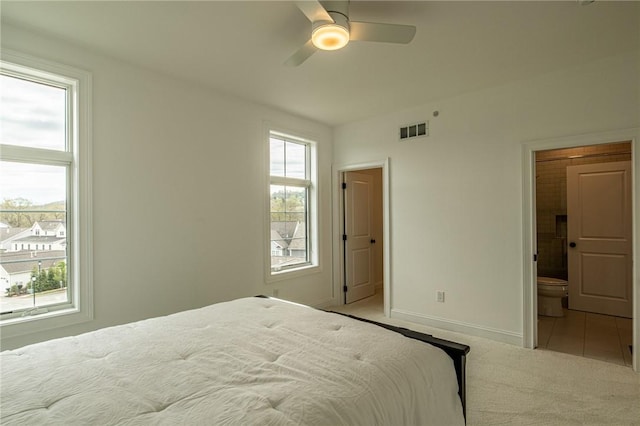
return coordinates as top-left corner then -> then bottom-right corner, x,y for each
295,0 -> 333,23
349,21 -> 416,44
284,39 -> 318,67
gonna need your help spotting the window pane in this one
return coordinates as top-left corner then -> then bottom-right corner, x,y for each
0,74 -> 66,151
0,161 -> 67,210
270,185 -> 308,270
285,141 -> 306,179
269,138 -> 285,177
0,161 -> 68,314
285,186 -> 306,217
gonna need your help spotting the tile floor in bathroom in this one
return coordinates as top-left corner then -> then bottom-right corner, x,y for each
337,292 -> 633,367
537,309 -> 633,367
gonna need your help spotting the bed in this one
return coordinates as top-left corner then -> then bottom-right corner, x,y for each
1,296 -> 469,425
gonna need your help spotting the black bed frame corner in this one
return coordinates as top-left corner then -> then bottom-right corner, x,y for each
330,312 -> 470,420
254,296 -> 470,420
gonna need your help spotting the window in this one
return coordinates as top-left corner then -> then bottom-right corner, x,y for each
268,131 -> 317,276
0,51 -> 92,337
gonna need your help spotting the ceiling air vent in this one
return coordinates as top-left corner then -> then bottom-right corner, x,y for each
399,121 -> 428,140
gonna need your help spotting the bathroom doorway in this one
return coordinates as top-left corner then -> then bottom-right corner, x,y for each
534,141 -> 633,366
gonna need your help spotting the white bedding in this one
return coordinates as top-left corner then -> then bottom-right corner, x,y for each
1,297 -> 464,425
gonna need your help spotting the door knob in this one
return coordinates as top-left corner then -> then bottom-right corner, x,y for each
569,242 -> 576,248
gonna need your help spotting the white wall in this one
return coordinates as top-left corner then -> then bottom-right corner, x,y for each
1,25 -> 333,349
333,49 -> 640,343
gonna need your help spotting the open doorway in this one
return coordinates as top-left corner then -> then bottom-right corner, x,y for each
535,142 -> 632,366
522,128 -> 639,372
333,159 -> 391,316
342,168 -> 384,304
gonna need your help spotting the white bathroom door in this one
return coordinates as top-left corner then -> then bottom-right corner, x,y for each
567,161 -> 632,318
344,171 -> 375,304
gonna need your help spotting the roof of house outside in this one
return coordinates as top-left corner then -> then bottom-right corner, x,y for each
12,236 -> 65,244
270,229 -> 288,249
37,220 -> 65,231
271,222 -> 307,250
287,222 -> 306,250
0,228 -> 29,243
271,221 -> 297,239
0,250 -> 66,275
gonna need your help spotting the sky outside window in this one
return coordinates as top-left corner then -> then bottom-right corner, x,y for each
0,74 -> 67,205
0,161 -> 67,206
270,137 -> 306,179
0,74 -> 66,151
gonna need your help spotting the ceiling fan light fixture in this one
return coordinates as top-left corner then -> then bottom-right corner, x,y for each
311,14 -> 350,50
286,1 -> 416,66
312,24 -> 349,50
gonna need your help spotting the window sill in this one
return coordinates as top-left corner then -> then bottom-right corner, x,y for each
0,306 -> 93,340
266,263 -> 321,284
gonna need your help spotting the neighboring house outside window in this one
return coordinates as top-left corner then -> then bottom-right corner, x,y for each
267,130 -> 318,279
0,51 -> 93,339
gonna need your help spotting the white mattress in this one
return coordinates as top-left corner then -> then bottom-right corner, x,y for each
1,297 -> 464,425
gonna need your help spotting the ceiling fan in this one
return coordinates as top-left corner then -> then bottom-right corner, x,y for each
285,0 -> 416,66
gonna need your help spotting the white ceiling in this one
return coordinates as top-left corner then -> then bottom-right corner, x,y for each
2,1 -> 639,126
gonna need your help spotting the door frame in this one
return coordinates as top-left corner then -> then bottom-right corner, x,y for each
332,158 -> 390,316
521,127 -> 639,372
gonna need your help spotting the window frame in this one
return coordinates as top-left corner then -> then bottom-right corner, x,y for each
0,50 -> 93,339
266,127 -> 319,282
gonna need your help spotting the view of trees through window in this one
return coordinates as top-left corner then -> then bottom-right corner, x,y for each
1,198 -> 66,227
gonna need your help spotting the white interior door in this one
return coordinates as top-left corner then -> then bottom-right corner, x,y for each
344,171 -> 375,304
567,161 -> 632,318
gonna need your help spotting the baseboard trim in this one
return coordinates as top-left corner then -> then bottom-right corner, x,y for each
312,297 -> 339,310
391,308 -> 523,346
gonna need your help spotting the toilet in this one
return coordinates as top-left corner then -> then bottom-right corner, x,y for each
537,276 -> 568,317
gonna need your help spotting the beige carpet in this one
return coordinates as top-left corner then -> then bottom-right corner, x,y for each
332,294 -> 640,425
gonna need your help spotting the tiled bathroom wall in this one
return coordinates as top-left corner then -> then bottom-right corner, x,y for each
535,141 -> 631,279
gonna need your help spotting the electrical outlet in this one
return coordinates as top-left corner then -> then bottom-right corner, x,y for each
436,291 -> 445,303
